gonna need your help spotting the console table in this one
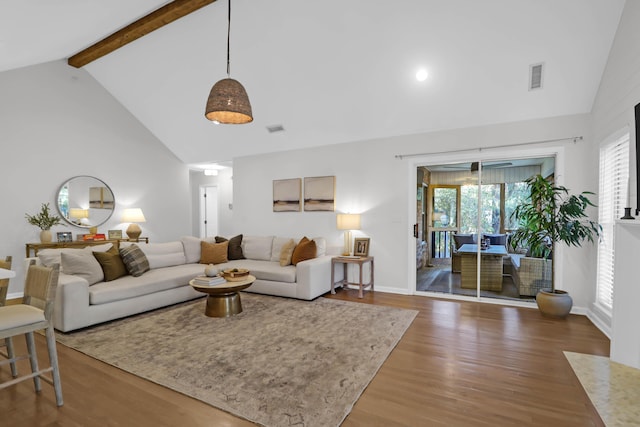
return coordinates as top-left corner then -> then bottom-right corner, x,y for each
26,237 -> 149,257
331,256 -> 374,298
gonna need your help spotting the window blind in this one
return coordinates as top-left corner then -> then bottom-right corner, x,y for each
596,132 -> 630,312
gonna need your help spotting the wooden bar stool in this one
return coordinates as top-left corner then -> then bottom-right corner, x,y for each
0,256 -> 18,378
0,261 -> 63,406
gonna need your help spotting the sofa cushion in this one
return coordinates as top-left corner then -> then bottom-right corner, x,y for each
89,263 -> 205,305
138,241 -> 186,269
215,234 -> 245,260
242,236 -> 274,261
61,250 -> 104,285
181,236 -> 202,263
93,247 -> 128,282
219,259 -> 297,283
292,237 -> 316,265
453,234 -> 475,249
510,254 -> 524,269
279,239 -> 296,266
483,234 -> 507,246
270,237 -> 293,262
313,237 -> 327,256
38,243 -> 113,270
119,244 -> 150,277
200,241 -> 229,264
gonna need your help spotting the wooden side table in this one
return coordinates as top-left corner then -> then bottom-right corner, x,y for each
331,256 -> 374,298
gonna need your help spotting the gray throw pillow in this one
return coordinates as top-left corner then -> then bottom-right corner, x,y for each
453,234 -> 475,249
483,234 -> 507,246
119,244 -> 150,277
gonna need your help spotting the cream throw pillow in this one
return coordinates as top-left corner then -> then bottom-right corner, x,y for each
279,239 -> 296,266
61,250 -> 105,285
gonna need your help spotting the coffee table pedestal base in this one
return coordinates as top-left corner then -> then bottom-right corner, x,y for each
205,292 -> 243,317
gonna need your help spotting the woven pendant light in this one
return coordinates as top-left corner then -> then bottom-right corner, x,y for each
204,0 -> 253,124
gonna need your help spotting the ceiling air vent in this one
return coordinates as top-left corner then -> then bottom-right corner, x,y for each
266,124 -> 285,133
529,63 -> 544,91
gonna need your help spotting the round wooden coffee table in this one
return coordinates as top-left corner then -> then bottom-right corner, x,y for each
189,275 -> 255,318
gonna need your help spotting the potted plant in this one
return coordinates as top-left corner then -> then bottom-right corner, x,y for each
510,174 -> 601,318
25,203 -> 64,243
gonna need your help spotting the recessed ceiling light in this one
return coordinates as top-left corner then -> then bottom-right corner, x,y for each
416,69 -> 429,82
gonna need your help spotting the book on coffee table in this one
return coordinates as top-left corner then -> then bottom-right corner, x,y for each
192,275 -> 227,286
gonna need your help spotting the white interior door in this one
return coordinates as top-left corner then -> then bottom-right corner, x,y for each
200,186 -> 218,238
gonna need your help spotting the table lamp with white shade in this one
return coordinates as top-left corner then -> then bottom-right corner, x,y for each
69,208 -> 89,226
336,213 -> 361,256
122,208 -> 146,240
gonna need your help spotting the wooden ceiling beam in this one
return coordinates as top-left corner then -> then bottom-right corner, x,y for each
68,0 -> 217,68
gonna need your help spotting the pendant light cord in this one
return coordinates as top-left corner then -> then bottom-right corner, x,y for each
226,0 -> 231,77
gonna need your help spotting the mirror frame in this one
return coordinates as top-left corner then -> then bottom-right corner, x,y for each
57,175 -> 115,229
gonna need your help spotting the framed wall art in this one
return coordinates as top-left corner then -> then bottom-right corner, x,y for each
304,176 -> 335,212
353,237 -> 370,257
273,178 -> 302,212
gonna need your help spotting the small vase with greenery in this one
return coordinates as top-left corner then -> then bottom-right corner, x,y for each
26,203 -> 64,243
510,174 -> 601,317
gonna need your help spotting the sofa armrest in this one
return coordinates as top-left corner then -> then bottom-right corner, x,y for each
295,255 -> 336,300
54,273 -> 91,332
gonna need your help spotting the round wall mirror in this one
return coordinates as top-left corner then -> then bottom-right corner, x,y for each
57,176 -> 115,228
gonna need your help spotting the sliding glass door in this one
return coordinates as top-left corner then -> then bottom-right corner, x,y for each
415,157 -> 555,302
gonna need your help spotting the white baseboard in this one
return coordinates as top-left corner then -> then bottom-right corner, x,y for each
586,307 -> 612,339
369,286 -> 410,295
7,292 -> 23,301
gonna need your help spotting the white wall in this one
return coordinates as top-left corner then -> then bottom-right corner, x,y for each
231,113 -> 596,307
0,60 -> 192,294
589,1 -> 640,334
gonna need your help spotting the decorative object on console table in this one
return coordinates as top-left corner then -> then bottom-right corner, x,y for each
68,208 -> 89,226
336,213 -> 361,256
108,229 -> 123,239
25,203 -> 64,243
353,237 -> 370,257
122,208 -> 146,239
56,232 -> 73,243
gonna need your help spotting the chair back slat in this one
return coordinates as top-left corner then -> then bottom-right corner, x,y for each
0,256 -> 12,306
23,262 -> 59,320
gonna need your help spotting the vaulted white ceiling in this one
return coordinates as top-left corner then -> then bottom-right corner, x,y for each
0,1 -> 626,167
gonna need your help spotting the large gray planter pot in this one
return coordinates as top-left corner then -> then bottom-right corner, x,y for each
536,289 -> 573,318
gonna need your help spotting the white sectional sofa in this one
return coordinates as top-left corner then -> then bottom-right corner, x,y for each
32,235 -> 337,332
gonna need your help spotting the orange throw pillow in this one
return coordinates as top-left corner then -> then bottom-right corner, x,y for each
291,237 -> 317,265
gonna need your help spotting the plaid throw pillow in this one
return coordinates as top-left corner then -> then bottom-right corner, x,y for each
119,244 -> 150,277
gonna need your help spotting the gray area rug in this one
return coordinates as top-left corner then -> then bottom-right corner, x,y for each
56,294 -> 417,427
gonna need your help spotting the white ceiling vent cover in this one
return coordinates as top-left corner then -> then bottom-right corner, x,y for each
267,124 -> 285,133
529,63 -> 544,91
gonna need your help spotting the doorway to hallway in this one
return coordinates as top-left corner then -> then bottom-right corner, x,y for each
199,185 -> 218,238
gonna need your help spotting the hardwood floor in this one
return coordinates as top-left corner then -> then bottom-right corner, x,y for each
0,290 -> 609,426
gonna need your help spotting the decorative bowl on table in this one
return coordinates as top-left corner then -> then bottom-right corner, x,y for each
221,268 -> 250,281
